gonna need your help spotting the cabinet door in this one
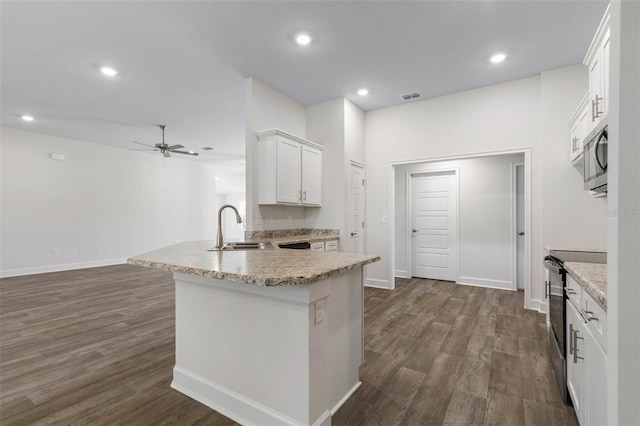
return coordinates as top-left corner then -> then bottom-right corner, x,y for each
589,55 -> 603,127
301,146 -> 322,206
276,137 -> 302,204
566,301 -> 585,424
600,29 -> 610,118
585,336 -> 607,426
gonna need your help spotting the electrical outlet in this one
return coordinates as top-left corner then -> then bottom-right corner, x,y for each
315,299 -> 327,324
270,215 -> 275,224
288,215 -> 293,224
382,215 -> 388,224
50,247 -> 58,255
256,216 -> 263,225
79,246 -> 86,253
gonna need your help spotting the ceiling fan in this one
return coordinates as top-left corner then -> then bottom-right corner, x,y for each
130,125 -> 199,157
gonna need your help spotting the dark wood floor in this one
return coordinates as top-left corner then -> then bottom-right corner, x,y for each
0,265 -> 577,425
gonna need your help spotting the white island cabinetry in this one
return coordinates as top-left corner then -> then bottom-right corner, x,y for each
128,241 -> 379,426
565,274 -> 607,426
257,129 -> 323,207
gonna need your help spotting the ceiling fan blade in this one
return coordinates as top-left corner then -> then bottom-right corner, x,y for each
171,150 -> 199,156
163,151 -> 171,158
132,141 -> 156,148
166,144 -> 184,150
129,148 -> 160,151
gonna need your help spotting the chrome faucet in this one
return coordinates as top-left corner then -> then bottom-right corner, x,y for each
215,204 -> 243,249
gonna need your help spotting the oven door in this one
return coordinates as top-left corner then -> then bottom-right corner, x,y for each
545,257 -> 566,355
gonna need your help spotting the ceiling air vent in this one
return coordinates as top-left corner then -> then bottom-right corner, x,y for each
401,91 -> 422,101
202,146 -> 214,151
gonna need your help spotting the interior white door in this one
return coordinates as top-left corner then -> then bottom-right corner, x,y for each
349,163 -> 365,254
411,171 -> 457,281
516,165 -> 525,290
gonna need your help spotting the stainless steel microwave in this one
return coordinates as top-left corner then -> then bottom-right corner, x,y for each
584,121 -> 608,193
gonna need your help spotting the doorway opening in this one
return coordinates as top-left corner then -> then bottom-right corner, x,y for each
390,149 -> 532,309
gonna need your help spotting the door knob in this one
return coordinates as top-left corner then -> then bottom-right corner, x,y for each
518,231 -> 525,236
412,229 -> 419,233
350,232 -> 358,236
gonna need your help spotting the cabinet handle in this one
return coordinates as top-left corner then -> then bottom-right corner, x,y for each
594,95 -> 603,118
572,137 -> 579,152
544,281 -> 548,299
569,324 -> 575,356
584,310 -> 599,322
573,329 -> 584,363
566,288 -> 576,295
591,99 -> 597,122
303,190 -> 307,201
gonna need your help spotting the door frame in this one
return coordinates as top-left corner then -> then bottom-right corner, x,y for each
511,162 -> 525,292
389,148 -> 533,309
406,167 -> 460,282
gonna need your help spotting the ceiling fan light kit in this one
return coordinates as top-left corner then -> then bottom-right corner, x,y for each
129,125 -> 199,157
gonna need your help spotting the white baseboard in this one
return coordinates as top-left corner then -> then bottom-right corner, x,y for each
457,276 -> 514,291
172,366 -> 327,426
364,277 -> 392,289
330,381 -> 361,415
0,258 -> 127,278
394,269 -> 410,278
530,298 -> 547,314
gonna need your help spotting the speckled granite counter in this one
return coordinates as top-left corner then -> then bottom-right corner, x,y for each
564,262 -> 607,311
250,234 -> 339,245
128,240 -> 379,286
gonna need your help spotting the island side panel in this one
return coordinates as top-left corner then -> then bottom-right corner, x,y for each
171,273 -> 331,426
327,268 -> 364,412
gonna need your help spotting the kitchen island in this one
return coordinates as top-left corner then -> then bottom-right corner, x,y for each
128,240 -> 379,426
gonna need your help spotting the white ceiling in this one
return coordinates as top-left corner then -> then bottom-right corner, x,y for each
1,1 -> 607,180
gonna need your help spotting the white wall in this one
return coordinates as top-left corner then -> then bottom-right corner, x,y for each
365,67 -> 608,308
607,1 -> 640,423
540,66 -> 607,249
245,78 -> 307,232
394,154 -> 523,290
0,127 -> 217,277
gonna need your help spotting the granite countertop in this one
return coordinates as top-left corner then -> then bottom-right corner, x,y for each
564,262 -> 607,311
127,240 -> 379,287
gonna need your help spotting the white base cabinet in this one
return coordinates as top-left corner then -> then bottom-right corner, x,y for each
566,275 -> 607,425
257,129 -> 323,207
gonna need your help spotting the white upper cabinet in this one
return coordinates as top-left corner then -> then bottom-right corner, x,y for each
584,7 -> 610,130
257,129 -> 323,207
569,93 -> 590,163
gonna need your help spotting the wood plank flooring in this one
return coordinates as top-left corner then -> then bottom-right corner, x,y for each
0,266 -> 577,425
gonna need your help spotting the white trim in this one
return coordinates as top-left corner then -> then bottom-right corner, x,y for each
394,269 -> 410,278
529,298 -> 547,314
172,366 -> 316,426
330,381 -> 362,415
390,147 -> 530,167
349,159 -> 365,168
364,277 -> 391,289
0,258 -> 127,278
457,276 -> 514,291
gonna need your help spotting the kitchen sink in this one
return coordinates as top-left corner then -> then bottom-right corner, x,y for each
208,242 -> 273,251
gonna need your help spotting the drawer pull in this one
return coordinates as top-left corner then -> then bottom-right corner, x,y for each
584,310 -> 599,322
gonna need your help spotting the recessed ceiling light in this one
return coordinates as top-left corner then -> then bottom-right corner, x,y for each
214,176 -> 220,181
295,33 -> 312,46
100,66 -> 118,77
357,88 -> 369,96
21,115 -> 35,122
490,53 -> 507,64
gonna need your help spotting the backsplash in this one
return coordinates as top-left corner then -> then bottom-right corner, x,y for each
245,228 -> 339,240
